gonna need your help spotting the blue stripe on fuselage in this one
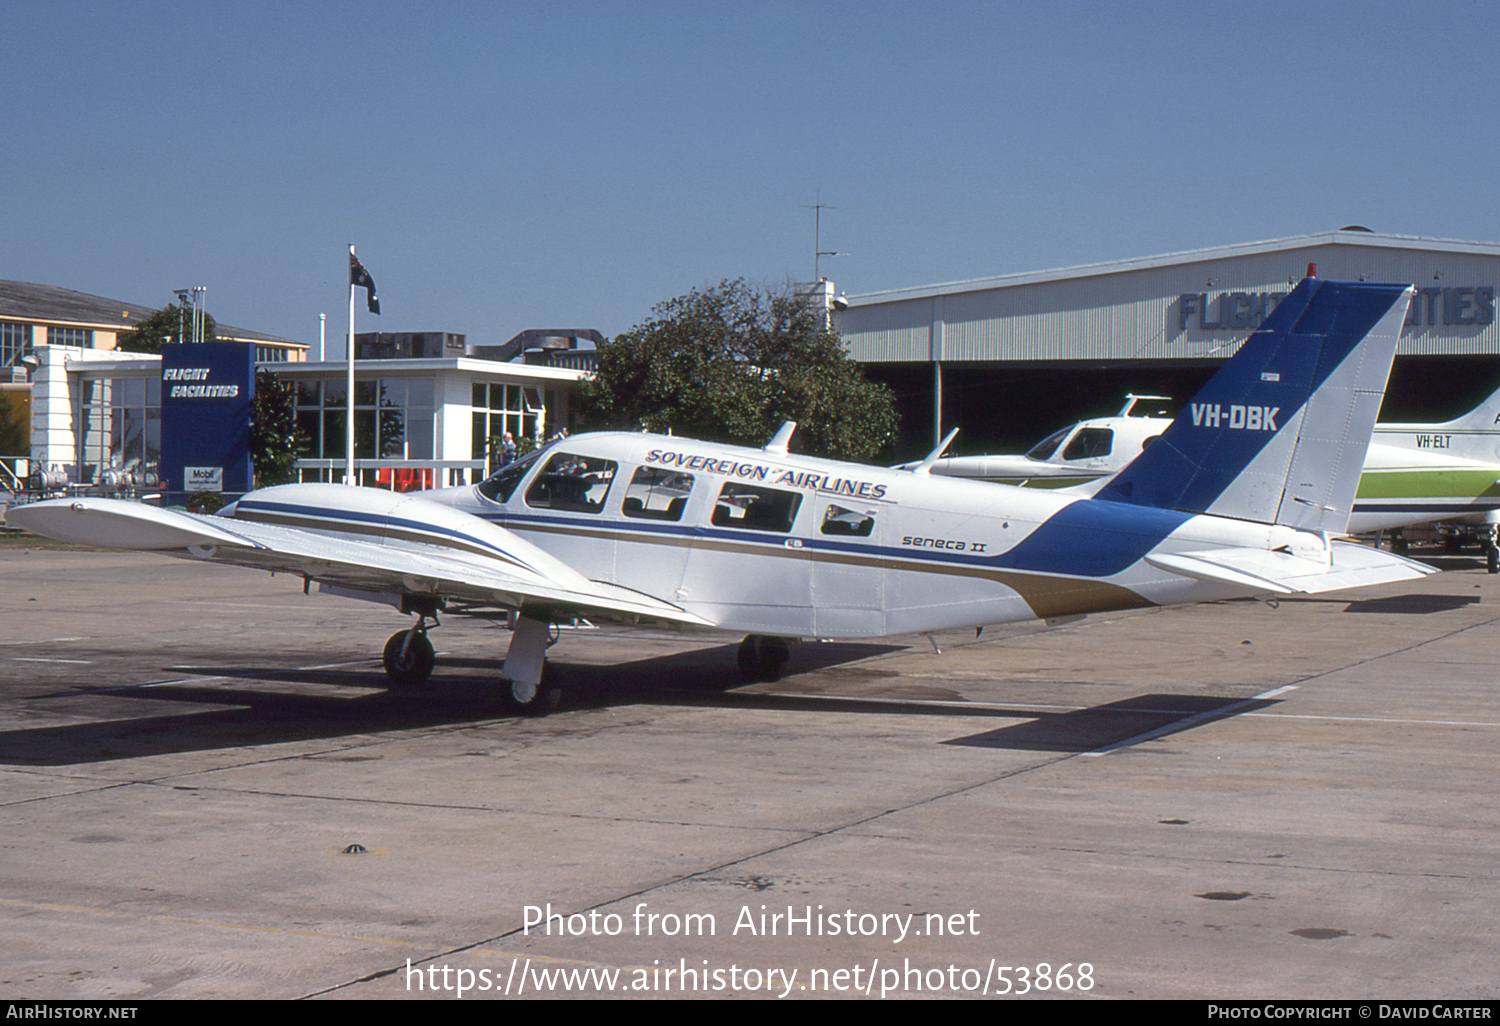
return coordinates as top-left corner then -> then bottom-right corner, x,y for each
987,499 -> 1192,577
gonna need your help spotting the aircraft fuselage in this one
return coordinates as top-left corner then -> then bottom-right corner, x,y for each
425,431 -> 1322,638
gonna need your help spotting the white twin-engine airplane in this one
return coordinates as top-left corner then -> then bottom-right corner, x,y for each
912,394 -> 1500,538
9,279 -> 1433,715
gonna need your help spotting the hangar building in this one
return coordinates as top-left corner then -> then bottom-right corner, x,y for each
834,230 -> 1500,460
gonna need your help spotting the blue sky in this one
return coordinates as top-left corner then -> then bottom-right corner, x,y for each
6,0 -> 1497,351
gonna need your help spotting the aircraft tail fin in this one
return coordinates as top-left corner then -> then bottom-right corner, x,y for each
1099,278 -> 1414,533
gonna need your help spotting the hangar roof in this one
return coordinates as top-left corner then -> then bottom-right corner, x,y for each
847,230 -> 1500,307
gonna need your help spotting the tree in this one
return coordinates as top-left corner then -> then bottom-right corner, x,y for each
116,303 -> 218,354
575,279 -> 897,462
249,370 -> 305,486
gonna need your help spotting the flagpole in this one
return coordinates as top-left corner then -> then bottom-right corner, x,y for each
346,244 -> 357,486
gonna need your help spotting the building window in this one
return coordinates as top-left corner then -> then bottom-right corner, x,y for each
1,323 -> 32,368
75,375 -> 160,488
49,326 -> 92,348
256,346 -> 288,362
290,377 -> 435,470
472,382 -> 543,473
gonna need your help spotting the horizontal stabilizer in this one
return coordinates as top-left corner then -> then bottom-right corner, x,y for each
1146,542 -> 1434,595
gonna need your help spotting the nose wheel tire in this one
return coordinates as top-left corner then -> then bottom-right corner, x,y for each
383,629 -> 436,686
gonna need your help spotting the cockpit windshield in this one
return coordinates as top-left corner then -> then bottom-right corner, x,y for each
476,448 -> 546,504
1025,427 -> 1072,461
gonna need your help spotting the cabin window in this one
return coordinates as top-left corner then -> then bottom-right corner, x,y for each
821,504 -> 874,537
1025,427 -> 1071,461
477,448 -> 543,503
1062,428 -> 1113,460
525,452 -> 617,513
621,466 -> 694,521
711,483 -> 802,533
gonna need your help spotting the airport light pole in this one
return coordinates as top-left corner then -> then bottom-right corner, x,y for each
172,287 -> 207,343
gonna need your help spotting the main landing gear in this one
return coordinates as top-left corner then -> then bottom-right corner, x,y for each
379,607 -> 562,716
737,635 -> 791,682
499,614 -> 561,716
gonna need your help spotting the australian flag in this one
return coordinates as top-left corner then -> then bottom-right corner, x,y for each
349,250 -> 380,315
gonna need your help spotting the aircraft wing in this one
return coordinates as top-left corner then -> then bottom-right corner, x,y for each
5,496 -> 713,626
1145,541 -> 1435,596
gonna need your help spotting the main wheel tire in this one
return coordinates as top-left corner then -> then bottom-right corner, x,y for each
383,629 -> 435,686
737,635 -> 790,683
1488,546 -> 1498,575
502,664 -> 561,716
757,636 -> 790,682
736,636 -> 760,680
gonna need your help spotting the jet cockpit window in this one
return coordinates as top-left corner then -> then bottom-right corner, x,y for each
1062,428 -> 1113,461
821,504 -> 874,537
710,483 -> 802,533
476,449 -> 544,504
1025,427 -> 1071,461
524,452 -> 618,513
621,466 -> 694,521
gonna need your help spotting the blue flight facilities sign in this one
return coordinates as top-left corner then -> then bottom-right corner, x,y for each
159,341 -> 255,505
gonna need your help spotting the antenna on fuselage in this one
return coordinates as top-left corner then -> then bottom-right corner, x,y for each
763,421 -> 797,455
910,427 -> 960,475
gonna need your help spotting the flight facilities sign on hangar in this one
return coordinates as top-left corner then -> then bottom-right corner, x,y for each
159,341 -> 255,501
1179,284 -> 1495,332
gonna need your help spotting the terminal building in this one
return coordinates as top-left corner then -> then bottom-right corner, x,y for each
4,276 -> 596,497
1,280 -> 309,496
18,328 -> 594,497
834,230 -> 1500,459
